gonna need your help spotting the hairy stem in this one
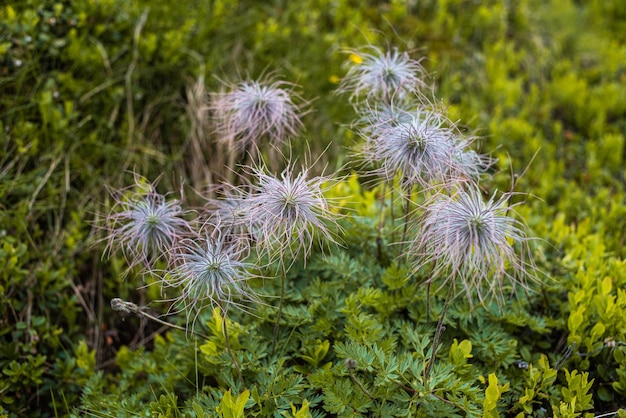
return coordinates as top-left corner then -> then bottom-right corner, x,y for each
349,369 -> 375,401
425,280 -> 431,322
220,304 -> 244,385
424,282 -> 455,381
110,298 -> 209,340
400,183 -> 412,259
377,183 -> 388,262
272,264 -> 287,354
391,378 -> 417,395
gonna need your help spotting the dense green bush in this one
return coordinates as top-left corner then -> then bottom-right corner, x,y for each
1,0 -> 625,416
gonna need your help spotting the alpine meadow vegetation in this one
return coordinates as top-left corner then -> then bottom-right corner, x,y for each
1,1 -> 626,417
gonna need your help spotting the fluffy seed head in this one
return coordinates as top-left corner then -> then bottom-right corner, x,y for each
236,163 -> 338,266
338,47 -> 426,103
450,140 -> 494,181
205,184 -> 251,238
103,181 -> 191,272
166,230 -> 257,320
362,109 -> 459,187
354,101 -> 414,138
210,78 -> 304,151
410,186 -> 538,306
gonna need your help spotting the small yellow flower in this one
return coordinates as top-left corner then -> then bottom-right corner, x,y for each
349,53 -> 363,64
328,74 -> 340,84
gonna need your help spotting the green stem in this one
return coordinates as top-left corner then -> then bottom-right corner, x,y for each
377,182 -> 388,262
110,298 -> 210,340
424,282 -> 455,381
272,264 -> 286,354
425,281 -> 431,322
220,304 -> 243,385
349,369 -> 375,401
400,184 -> 412,260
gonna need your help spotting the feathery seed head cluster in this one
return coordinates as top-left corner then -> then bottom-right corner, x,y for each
167,230 -> 256,318
235,164 -> 337,265
100,43 -> 538,334
451,141 -> 493,181
342,45 -> 533,307
363,109 -> 460,187
355,102 -> 414,138
210,78 -> 304,151
104,184 -> 191,272
411,186 -> 536,305
205,185 -> 252,238
339,47 -> 426,103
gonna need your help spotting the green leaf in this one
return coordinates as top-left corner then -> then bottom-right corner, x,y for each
600,276 -> 612,295
589,322 -> 606,342
597,386 -> 612,402
290,399 -> 312,418
75,340 -> 96,375
301,340 -> 330,368
216,389 -> 249,418
193,402 -> 208,418
483,373 -> 509,418
567,307 -> 585,335
449,339 -> 473,363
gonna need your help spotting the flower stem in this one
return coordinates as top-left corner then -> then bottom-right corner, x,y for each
110,298 -> 210,340
425,281 -> 431,322
349,369 -> 375,401
272,264 -> 287,354
424,282 -> 454,381
220,304 -> 244,385
400,183 -> 412,260
377,183 -> 388,262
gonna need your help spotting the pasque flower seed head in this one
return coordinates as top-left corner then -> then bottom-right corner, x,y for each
210,78 -> 304,151
103,180 -> 192,272
354,101 -> 414,138
235,163 -> 338,266
167,229 -> 257,318
410,186 -> 538,305
362,109 -> 460,187
339,47 -> 426,103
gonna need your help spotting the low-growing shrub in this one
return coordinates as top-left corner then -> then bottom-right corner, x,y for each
1,0 -> 626,417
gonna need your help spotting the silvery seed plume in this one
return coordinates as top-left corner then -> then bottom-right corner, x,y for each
349,101 -> 412,179
362,109 -> 460,187
205,184 -> 251,238
236,163 -> 338,266
166,228 -> 258,322
410,186 -> 538,306
103,181 -> 192,272
354,101 -> 414,139
338,47 -> 426,103
210,78 -> 304,151
450,138 -> 495,182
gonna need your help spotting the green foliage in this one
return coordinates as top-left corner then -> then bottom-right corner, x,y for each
2,0 -> 626,416
483,373 -> 509,418
558,370 -> 594,417
216,389 -> 249,418
516,355 -> 559,416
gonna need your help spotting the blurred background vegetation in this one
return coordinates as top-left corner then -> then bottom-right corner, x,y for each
1,0 -> 625,416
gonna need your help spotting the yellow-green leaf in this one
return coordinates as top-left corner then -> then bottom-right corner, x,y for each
217,389 -> 249,418
590,322 -> 605,341
290,399 -> 312,418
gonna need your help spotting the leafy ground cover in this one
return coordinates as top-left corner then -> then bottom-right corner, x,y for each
1,0 -> 625,416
